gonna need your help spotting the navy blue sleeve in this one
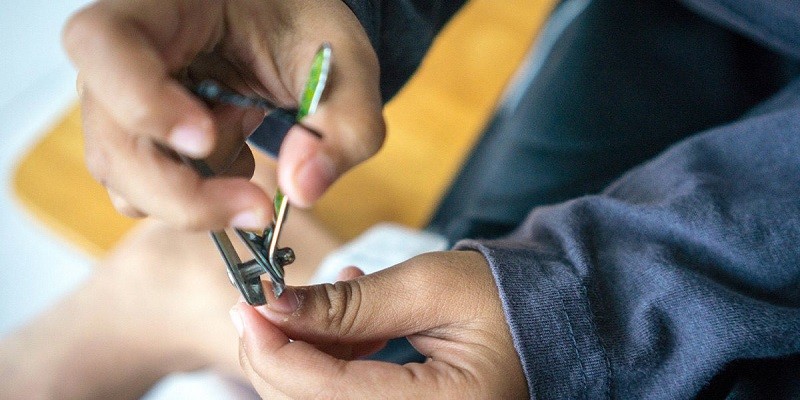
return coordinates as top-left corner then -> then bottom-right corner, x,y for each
456,81 -> 800,398
339,0 -> 467,101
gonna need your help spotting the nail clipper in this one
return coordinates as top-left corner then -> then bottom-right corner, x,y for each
184,43 -> 332,305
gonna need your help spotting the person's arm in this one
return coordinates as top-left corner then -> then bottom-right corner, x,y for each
232,92 -> 800,398
455,99 -> 800,398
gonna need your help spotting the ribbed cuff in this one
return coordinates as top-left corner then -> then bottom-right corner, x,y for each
455,239 -> 611,399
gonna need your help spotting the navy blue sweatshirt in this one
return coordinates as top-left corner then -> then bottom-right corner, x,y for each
263,0 -> 800,397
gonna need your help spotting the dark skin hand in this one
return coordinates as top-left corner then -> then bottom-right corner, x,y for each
63,0 -> 385,231
233,251 -> 529,399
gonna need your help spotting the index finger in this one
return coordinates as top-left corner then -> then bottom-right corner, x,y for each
62,1 -> 223,157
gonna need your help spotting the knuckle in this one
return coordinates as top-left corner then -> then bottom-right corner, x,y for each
321,281 -> 362,337
62,5 -> 98,50
339,115 -> 385,169
356,116 -> 386,162
116,202 -> 146,219
63,4 -> 115,58
362,116 -> 386,158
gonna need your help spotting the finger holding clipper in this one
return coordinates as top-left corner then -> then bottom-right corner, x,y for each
80,84 -> 272,231
275,26 -> 386,208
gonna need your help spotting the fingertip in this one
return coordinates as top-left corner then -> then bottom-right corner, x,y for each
336,266 -> 365,281
225,189 -> 273,230
236,303 -> 263,337
146,81 -> 216,158
278,128 -> 338,208
169,123 -> 214,158
164,177 -> 272,231
236,302 -> 290,354
219,183 -> 272,230
289,150 -> 337,207
229,208 -> 270,230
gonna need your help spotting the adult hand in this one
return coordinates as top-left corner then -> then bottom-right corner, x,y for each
63,0 -> 384,230
231,251 -> 528,398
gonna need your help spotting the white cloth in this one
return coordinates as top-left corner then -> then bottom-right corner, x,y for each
311,223 -> 448,283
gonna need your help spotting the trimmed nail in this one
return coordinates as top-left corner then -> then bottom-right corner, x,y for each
256,288 -> 300,319
229,306 -> 244,338
230,209 -> 265,230
170,124 -> 212,158
292,151 -> 336,207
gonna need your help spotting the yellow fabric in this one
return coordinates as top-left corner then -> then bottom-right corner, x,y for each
13,108 -> 137,255
12,0 -> 556,255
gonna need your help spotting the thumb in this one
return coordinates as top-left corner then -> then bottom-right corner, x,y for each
254,251 -> 493,345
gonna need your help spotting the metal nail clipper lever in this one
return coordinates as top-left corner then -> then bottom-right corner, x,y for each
183,43 -> 332,305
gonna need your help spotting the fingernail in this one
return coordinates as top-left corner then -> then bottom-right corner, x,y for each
258,288 -> 300,316
170,124 -> 212,158
292,152 -> 336,207
230,209 -> 266,230
229,306 -> 244,338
